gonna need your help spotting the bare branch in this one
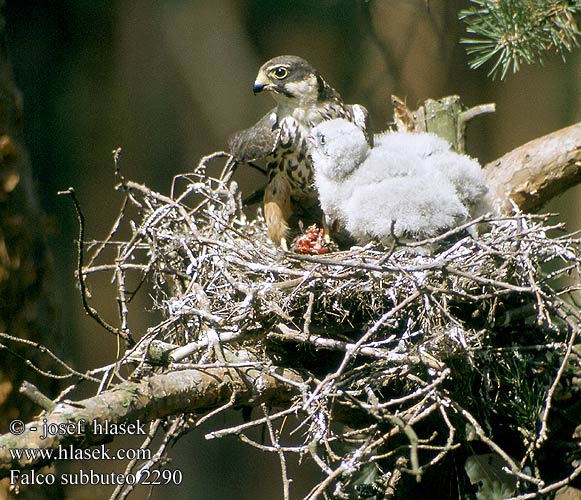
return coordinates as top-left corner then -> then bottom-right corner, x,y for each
0,365 -> 303,475
484,121 -> 581,214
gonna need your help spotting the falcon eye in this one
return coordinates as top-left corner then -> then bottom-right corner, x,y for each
271,66 -> 289,80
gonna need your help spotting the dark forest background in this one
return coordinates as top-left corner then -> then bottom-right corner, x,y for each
4,1 -> 580,499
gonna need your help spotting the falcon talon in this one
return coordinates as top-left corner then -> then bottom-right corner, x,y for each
228,55 -> 371,248
280,237 -> 289,252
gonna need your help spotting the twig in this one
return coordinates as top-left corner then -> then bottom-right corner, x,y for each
0,332 -> 100,382
460,103 -> 496,124
451,402 -> 544,488
19,381 -> 56,412
58,188 -> 134,346
261,404 -> 291,500
205,407 -> 298,440
109,419 -> 162,500
536,326 -> 578,447
272,324 -> 444,370
506,464 -> 581,500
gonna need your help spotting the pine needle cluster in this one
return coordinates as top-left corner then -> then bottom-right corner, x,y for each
460,0 -> 581,78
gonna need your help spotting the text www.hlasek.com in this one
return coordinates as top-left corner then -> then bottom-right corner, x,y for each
9,443 -> 151,462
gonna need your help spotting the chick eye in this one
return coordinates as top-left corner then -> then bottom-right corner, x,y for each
271,66 -> 289,79
319,135 -> 326,146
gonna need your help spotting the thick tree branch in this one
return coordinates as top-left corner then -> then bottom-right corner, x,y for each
0,365 -> 303,476
483,122 -> 581,214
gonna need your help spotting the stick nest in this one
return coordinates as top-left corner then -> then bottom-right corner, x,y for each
86,153 -> 580,499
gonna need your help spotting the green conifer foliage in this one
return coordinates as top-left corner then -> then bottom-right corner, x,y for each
460,0 -> 581,78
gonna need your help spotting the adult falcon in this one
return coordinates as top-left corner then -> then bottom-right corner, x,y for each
228,55 -> 372,249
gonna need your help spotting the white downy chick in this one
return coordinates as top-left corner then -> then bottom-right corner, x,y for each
309,119 -> 487,244
308,118 -> 369,227
341,144 -> 468,241
377,130 -> 488,208
375,130 -> 450,159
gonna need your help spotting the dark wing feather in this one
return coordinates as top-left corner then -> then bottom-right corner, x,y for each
228,109 -> 280,162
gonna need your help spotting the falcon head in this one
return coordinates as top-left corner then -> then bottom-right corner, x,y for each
253,55 -> 339,106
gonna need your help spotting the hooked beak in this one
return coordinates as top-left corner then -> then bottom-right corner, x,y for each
253,72 -> 271,95
253,81 -> 266,94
